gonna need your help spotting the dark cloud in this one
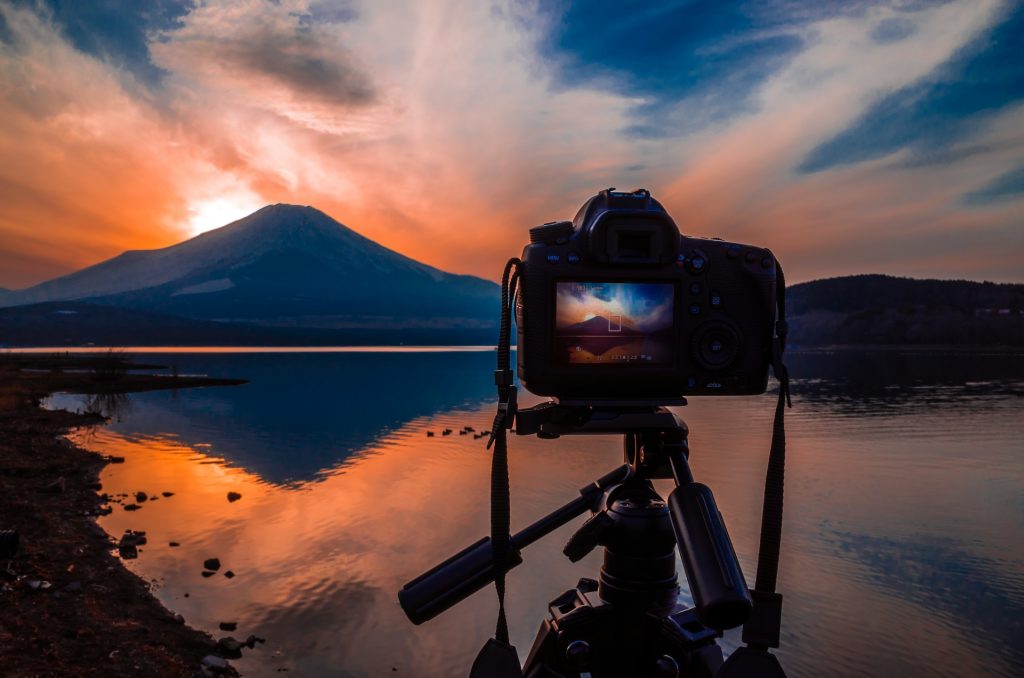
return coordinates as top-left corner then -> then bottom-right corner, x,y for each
209,25 -> 374,106
0,9 -> 11,44
963,165 -> 1024,205
799,3 -> 1024,173
891,142 -> 999,169
8,0 -> 194,83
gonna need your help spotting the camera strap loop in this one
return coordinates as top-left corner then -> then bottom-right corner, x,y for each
472,258 -> 524,678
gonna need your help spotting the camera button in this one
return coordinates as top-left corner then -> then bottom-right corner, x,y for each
689,283 -> 702,296
546,254 -> 561,264
744,251 -> 758,264
686,254 -> 707,275
567,253 -> 580,264
761,256 -> 774,269
689,303 -> 702,316
710,293 -> 722,308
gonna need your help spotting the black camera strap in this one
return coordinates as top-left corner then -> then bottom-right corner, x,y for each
741,258 -> 792,651
471,258 -> 523,678
721,260 -> 791,677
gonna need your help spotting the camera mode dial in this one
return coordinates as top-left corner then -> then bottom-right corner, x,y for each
530,221 -> 574,244
691,321 -> 741,371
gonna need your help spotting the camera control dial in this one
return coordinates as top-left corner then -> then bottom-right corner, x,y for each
691,321 -> 741,371
530,220 -> 574,244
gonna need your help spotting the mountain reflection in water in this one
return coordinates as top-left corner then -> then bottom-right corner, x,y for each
67,352 -> 496,484
48,349 -> 1024,677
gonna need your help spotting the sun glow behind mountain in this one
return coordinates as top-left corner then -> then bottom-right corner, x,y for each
186,196 -> 264,237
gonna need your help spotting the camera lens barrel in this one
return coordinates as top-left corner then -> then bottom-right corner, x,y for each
668,483 -> 752,630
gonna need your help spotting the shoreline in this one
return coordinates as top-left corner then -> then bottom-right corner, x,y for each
3,342 -> 1022,355
0,357 -> 246,676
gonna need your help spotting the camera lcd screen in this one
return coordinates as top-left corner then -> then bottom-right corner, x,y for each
554,282 -> 675,365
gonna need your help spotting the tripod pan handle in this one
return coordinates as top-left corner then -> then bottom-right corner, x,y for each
399,537 -> 524,625
668,483 -> 752,630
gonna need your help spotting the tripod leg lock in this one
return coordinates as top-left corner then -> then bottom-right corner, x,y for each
741,590 -> 783,649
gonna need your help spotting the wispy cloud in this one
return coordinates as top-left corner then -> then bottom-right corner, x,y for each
0,0 -> 1021,288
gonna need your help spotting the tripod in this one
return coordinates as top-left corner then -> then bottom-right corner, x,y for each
400,401 -> 782,677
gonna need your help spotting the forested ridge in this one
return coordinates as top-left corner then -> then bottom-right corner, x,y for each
787,275 -> 1024,346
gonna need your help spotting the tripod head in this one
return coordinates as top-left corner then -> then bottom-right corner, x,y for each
398,402 -> 785,677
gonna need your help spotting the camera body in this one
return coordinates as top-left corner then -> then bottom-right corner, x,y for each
516,188 -> 778,399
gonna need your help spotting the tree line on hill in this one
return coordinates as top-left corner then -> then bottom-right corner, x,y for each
786,275 -> 1024,346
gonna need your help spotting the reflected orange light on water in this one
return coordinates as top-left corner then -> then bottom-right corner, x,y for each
73,401 -> 627,675
61,371 -> 1024,677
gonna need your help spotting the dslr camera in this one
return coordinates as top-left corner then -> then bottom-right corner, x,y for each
516,188 -> 778,399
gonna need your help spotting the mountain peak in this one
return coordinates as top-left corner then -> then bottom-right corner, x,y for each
1,203 -> 496,310
204,202 -> 388,261
254,203 -> 322,218
224,203 -> 342,233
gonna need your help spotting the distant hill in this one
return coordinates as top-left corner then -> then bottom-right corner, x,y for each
0,204 -> 499,331
787,275 -> 1024,346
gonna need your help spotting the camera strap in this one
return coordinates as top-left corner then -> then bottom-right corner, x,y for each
742,258 -> 792,651
721,260 -> 791,677
472,258 -> 523,678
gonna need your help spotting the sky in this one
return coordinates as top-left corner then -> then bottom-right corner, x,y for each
0,0 -> 1021,289
556,282 -> 675,331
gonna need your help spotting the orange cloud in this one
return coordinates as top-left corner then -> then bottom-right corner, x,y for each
0,0 -> 1021,291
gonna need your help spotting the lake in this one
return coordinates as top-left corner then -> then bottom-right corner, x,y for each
46,349 -> 1024,677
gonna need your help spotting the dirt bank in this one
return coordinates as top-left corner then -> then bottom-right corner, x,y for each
0,355 -> 246,676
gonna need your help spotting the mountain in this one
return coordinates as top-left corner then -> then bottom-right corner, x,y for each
561,316 -> 644,336
0,205 -> 499,330
787,275 -> 1024,346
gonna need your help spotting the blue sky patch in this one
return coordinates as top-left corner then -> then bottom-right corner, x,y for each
964,165 -> 1024,205
537,1 -> 805,137
800,3 -> 1024,173
10,0 -> 194,83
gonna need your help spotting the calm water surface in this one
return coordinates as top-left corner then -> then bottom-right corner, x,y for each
47,350 -> 1024,677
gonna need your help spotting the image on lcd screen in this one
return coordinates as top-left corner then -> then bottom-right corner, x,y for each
555,282 -> 675,365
